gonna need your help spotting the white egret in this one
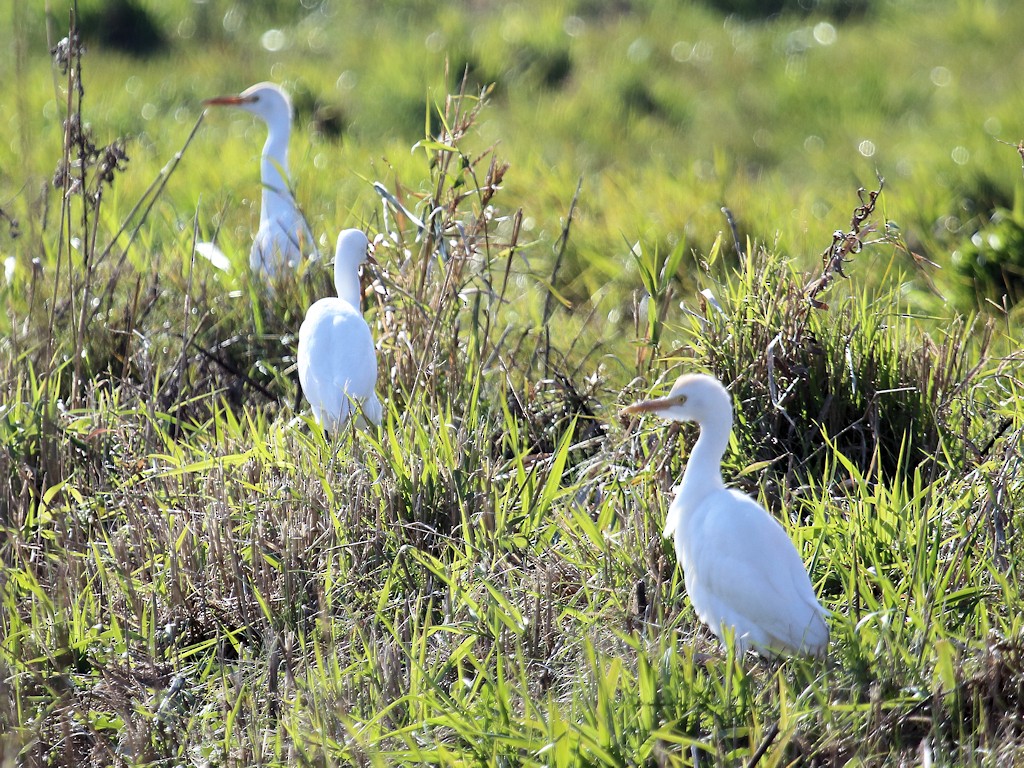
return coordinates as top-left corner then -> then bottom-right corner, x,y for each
298,229 -> 382,432
203,82 -> 315,277
623,374 -> 829,657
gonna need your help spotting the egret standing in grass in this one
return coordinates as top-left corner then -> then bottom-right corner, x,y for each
203,82 -> 315,277
298,229 -> 382,432
623,374 -> 829,657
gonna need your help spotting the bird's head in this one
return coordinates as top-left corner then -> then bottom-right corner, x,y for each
622,373 -> 732,424
332,229 -> 373,306
203,82 -> 293,126
333,229 -> 371,269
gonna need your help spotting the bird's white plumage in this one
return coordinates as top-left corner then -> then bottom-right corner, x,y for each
624,373 -> 829,657
204,82 -> 315,277
297,229 -> 381,432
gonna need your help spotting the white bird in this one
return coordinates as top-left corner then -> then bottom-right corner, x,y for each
298,229 -> 382,432
203,82 -> 315,278
623,374 -> 829,657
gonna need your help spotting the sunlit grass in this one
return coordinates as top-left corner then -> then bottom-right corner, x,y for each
0,0 -> 1022,765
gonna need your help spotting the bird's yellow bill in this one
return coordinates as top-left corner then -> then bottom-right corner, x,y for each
621,396 -> 673,416
203,94 -> 255,107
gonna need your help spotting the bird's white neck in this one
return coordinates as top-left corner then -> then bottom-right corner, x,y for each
334,263 -> 363,310
679,409 -> 730,505
259,129 -> 294,222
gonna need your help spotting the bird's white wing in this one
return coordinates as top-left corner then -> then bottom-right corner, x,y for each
664,486 -> 685,538
297,298 -> 379,431
681,489 -> 828,655
252,207 -> 315,275
194,241 -> 232,272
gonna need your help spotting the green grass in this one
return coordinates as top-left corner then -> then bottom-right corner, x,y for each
1,0 -> 1023,765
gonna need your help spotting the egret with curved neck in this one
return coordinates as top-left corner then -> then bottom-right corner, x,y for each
298,229 -> 382,432
204,82 -> 315,277
624,373 -> 829,657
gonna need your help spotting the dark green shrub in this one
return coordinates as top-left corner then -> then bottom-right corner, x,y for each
78,0 -> 168,57
671,186 -> 981,485
700,0 -> 871,19
953,190 -> 1024,307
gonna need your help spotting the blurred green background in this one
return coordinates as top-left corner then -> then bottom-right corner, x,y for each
4,0 -> 1024,322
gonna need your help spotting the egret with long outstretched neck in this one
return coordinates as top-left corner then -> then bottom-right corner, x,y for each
298,229 -> 382,432
203,82 -> 315,277
623,374 -> 829,657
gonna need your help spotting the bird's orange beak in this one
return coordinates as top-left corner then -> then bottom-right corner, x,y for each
202,93 -> 256,108
621,396 -> 673,417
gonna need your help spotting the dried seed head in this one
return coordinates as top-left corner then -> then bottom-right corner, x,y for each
96,140 -> 130,186
51,31 -> 85,74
